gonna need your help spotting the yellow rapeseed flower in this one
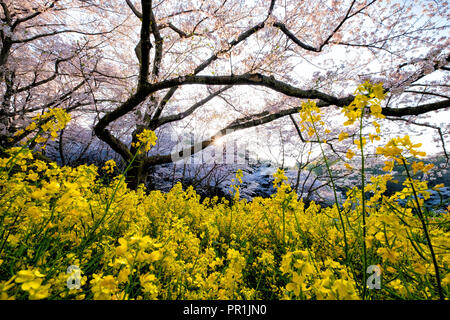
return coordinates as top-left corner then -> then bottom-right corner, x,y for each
133,129 -> 158,153
102,159 -> 117,174
346,149 -> 355,160
338,132 -> 349,142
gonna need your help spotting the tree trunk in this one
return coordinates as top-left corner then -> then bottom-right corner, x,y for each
126,158 -> 147,190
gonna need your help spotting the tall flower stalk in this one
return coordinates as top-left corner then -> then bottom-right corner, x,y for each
343,81 -> 385,299
401,159 -> 444,300
377,134 -> 444,300
357,104 -> 368,300
299,101 -> 350,265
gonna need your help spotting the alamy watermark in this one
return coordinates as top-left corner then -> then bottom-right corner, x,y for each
66,265 -> 81,290
366,265 -> 381,289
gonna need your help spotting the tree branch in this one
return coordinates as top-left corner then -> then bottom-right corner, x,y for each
11,1 -> 58,31
382,99 -> 450,117
318,0 -> 357,51
272,22 -> 317,52
274,0 -> 378,52
144,102 -> 336,167
145,74 -> 351,106
12,55 -> 74,94
143,0 -> 276,123
96,70 -> 450,151
404,90 -> 450,100
149,3 -> 162,78
150,85 -> 232,129
125,0 -> 143,19
267,0 -> 276,18
0,1 -> 12,25
138,0 -> 152,85
166,22 -> 189,38
11,28 -> 120,44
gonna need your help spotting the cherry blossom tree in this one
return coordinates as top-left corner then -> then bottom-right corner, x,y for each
0,0 -> 135,148
2,0 -> 449,189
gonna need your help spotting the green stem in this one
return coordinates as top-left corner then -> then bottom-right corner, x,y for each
358,108 -> 368,300
81,146 -> 143,249
309,114 -> 349,264
401,158 -> 444,300
281,198 -> 288,248
2,129 -> 44,176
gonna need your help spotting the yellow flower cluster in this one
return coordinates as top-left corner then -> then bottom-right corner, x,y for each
14,108 -> 71,147
102,159 -> 117,174
298,100 -> 325,141
131,129 -> 158,153
376,135 -> 427,165
14,269 -> 51,300
230,169 -> 244,200
342,81 -> 385,126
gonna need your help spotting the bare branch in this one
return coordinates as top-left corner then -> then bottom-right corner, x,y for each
267,0 -> 276,18
0,1 -> 12,25
150,85 -> 233,129
125,0 -> 143,19
11,1 -> 58,30
404,90 -> 450,100
149,3 -> 163,78
289,114 -> 343,158
166,22 -> 189,38
274,0 -> 378,53
319,0 -> 357,51
11,28 -> 120,44
144,103 -> 334,167
272,22 -> 317,52
382,99 -> 450,117
96,71 -> 450,151
145,74 -> 350,105
12,55 -> 74,94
